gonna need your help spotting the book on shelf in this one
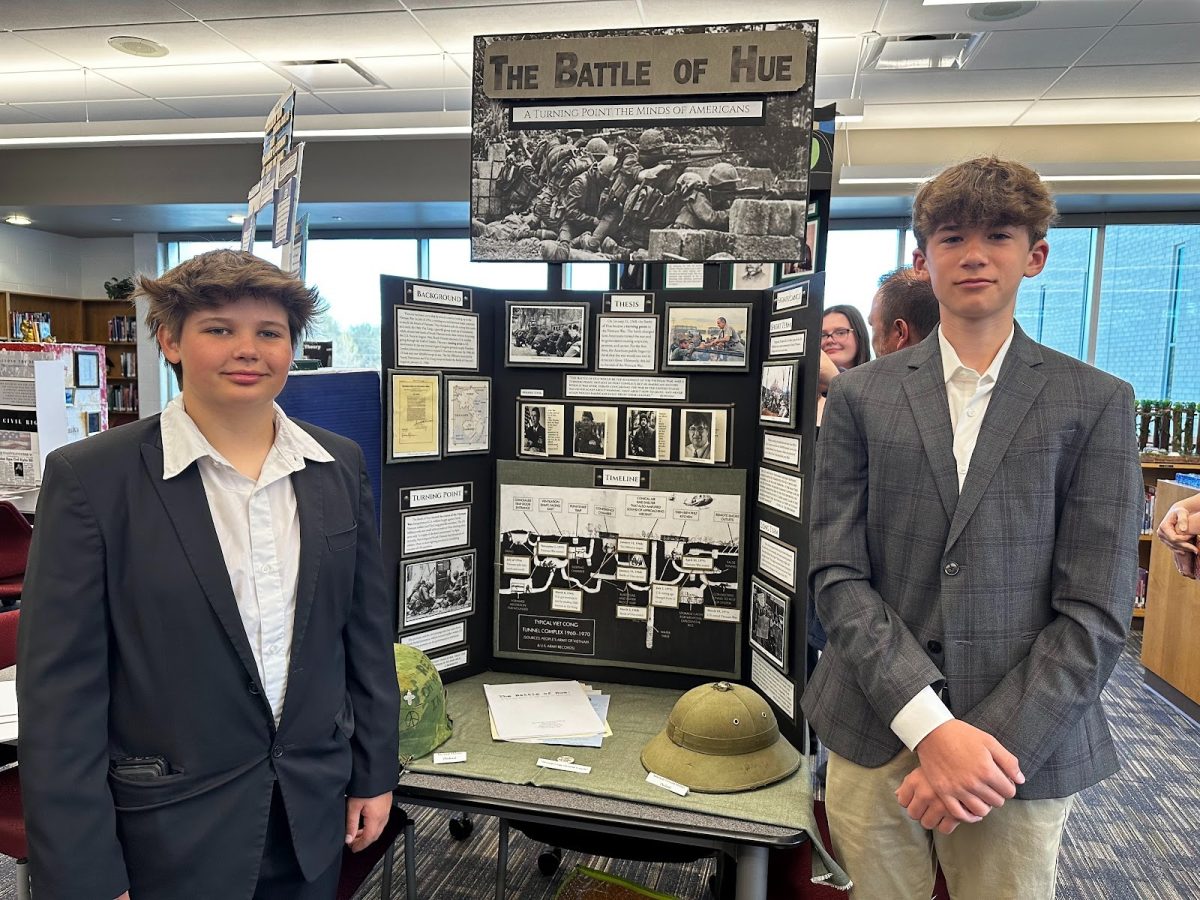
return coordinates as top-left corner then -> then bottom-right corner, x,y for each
1135,567 -> 1148,610
119,350 -> 137,377
9,310 -> 51,340
107,382 -> 139,413
1142,484 -> 1156,535
107,315 -> 137,342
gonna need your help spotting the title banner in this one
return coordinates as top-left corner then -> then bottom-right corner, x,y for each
483,31 -> 806,99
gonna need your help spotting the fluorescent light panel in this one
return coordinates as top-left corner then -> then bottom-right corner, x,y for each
0,125 -> 471,147
840,162 -> 1200,185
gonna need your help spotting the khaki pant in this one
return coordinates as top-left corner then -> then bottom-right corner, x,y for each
826,750 -> 1074,900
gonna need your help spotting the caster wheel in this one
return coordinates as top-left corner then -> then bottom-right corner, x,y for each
537,848 -> 562,876
448,815 -> 474,840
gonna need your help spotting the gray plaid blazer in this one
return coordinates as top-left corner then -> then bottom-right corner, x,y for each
801,325 -> 1141,800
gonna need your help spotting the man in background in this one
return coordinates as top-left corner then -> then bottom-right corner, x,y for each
868,266 -> 940,357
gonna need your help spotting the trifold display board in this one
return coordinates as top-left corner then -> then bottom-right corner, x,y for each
379,260 -> 824,744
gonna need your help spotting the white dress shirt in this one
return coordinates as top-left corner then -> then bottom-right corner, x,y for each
160,395 -> 333,725
889,324 -> 1015,751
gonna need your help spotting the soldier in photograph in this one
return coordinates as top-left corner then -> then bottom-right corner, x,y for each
523,407 -> 546,453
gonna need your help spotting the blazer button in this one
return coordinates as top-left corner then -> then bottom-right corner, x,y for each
248,681 -> 260,695
943,562 -> 960,576
272,745 -> 284,759
927,640 -> 943,654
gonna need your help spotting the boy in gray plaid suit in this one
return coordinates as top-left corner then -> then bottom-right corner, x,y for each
802,158 -> 1141,899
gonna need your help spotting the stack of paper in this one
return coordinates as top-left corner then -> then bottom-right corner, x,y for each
0,681 -> 18,743
484,680 -> 610,747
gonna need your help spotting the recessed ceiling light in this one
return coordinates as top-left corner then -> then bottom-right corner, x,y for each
4,215 -> 32,226
967,2 -> 1039,22
110,217 -> 123,222
227,214 -> 246,225
107,35 -> 169,58
331,216 -> 344,221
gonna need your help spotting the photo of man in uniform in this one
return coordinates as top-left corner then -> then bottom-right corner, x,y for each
523,406 -> 547,454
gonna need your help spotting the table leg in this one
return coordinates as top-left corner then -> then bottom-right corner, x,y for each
404,818 -> 417,900
496,818 -> 510,900
734,845 -> 768,900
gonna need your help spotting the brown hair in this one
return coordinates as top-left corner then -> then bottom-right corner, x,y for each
911,156 -> 1056,249
823,304 -> 872,369
875,268 -> 940,343
137,249 -> 323,382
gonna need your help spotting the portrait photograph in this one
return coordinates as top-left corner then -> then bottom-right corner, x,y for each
731,262 -> 776,291
749,578 -> 789,673
759,361 -> 799,429
572,405 -> 617,460
520,403 -> 548,456
680,409 -> 715,464
507,302 -> 588,367
662,303 -> 753,373
626,407 -> 669,462
401,550 -> 475,629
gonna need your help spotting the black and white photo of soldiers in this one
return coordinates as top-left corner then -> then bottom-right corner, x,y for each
749,579 -> 788,671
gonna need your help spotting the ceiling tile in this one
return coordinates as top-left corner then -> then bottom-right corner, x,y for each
0,33 -> 83,74
11,99 -> 186,124
206,12 -> 440,59
0,104 -> 45,125
964,27 -> 1110,69
853,100 -> 1031,129
96,62 -> 291,97
817,37 -> 868,75
315,87 -> 467,115
174,1 -> 398,17
861,68 -> 1065,104
0,1 -> 189,29
155,94 -> 288,118
355,55 -> 471,90
638,0 -> 879,38
0,70 -> 142,103
878,0 -> 1138,35
1014,96 -> 1200,126
414,2 -> 642,53
16,22 -> 253,68
814,74 -> 854,102
1122,0 -> 1200,25
1046,63 -> 1200,99
1080,23 -> 1200,65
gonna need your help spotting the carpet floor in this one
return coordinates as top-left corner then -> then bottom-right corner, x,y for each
2,630 -> 1196,899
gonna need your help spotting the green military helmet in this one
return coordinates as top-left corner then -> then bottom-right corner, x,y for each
393,643 -> 453,763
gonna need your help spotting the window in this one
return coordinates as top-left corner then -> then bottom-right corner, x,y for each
1096,225 -> 1200,400
427,238 -> 547,290
564,263 -> 611,291
824,229 -> 902,324
1013,228 -> 1095,360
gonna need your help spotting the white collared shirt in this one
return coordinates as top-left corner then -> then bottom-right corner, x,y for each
889,324 -> 1015,751
160,395 -> 333,725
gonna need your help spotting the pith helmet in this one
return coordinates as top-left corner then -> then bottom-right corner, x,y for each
641,681 -> 799,793
393,643 -> 453,762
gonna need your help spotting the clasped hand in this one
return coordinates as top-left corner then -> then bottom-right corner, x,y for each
895,720 -> 1024,834
1156,502 -> 1200,579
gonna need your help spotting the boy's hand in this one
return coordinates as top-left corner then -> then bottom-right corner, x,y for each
345,792 -> 392,852
915,720 -> 1023,817
896,767 -> 964,834
1157,505 -> 1200,578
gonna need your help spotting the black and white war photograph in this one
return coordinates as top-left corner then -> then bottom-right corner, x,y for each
760,361 -> 798,428
471,22 -> 816,263
731,261 -> 776,291
507,302 -> 588,366
749,578 -> 788,672
626,407 -> 663,461
401,550 -> 476,629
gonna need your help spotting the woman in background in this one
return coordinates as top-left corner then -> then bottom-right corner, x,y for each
817,304 -> 872,425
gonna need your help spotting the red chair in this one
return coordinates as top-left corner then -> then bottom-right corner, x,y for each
0,502 -> 32,605
0,609 -> 27,899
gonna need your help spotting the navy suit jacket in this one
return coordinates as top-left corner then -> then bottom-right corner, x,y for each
18,415 -> 399,900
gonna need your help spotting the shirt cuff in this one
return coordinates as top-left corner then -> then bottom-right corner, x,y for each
890,686 -> 955,751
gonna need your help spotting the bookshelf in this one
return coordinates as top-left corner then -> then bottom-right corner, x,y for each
2,291 -> 141,422
1137,458 -> 1200,621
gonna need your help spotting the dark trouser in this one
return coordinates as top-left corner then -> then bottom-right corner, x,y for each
252,783 -> 342,900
